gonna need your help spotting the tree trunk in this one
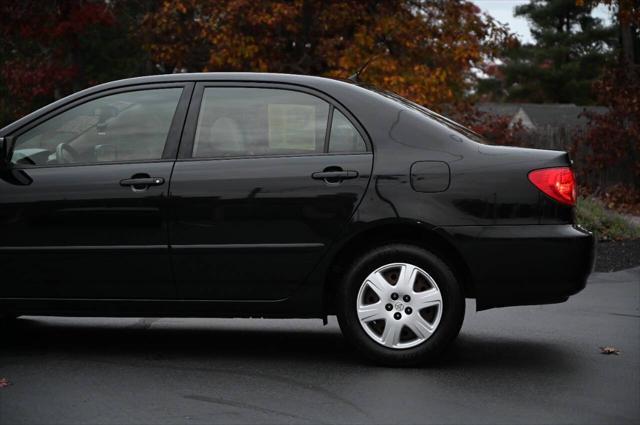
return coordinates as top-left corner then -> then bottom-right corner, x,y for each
620,20 -> 635,66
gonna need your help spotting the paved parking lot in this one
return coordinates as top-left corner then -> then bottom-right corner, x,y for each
1,268 -> 638,424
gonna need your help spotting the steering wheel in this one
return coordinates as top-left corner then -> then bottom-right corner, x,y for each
55,142 -> 80,164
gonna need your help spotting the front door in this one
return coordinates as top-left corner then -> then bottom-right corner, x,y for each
170,84 -> 373,300
0,84 -> 192,299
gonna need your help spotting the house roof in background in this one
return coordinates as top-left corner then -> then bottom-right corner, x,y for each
477,102 -> 608,129
476,102 -> 521,117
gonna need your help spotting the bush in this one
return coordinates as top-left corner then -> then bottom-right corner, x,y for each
576,197 -> 640,241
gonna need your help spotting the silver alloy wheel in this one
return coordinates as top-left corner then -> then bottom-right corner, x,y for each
356,262 -> 443,349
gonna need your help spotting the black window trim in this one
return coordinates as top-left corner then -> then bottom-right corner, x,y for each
323,106 -> 335,154
177,81 -> 371,161
7,82 -> 195,170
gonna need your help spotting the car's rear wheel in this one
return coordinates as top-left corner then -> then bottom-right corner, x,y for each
336,244 -> 464,366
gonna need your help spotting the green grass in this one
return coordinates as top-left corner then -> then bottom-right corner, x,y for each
576,197 -> 640,241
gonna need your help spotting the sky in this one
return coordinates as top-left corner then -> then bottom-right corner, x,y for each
473,0 -> 614,44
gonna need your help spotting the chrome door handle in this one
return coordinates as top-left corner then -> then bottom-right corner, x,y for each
311,170 -> 359,181
120,177 -> 165,187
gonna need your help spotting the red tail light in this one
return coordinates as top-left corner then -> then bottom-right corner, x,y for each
528,167 -> 576,206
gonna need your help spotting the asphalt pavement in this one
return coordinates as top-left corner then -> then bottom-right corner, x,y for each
1,268 -> 639,424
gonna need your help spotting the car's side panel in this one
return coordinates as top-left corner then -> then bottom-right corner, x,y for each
436,224 -> 595,310
0,161 -> 176,299
322,89 -> 573,227
168,81 -> 374,301
0,297 -> 325,318
169,154 -> 373,300
0,73 -> 591,317
0,83 -> 194,300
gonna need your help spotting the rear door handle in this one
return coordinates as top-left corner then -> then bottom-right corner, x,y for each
311,170 -> 359,181
120,177 -> 165,188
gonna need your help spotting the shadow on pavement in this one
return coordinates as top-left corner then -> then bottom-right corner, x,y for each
0,316 -> 575,374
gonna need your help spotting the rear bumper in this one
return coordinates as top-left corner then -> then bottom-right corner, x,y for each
437,224 -> 595,310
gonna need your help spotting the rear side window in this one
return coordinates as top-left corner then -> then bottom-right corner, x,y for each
12,88 -> 183,166
366,87 -> 488,144
328,110 -> 366,153
193,87 -> 330,158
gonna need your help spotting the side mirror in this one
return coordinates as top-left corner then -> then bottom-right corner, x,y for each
0,136 -> 15,169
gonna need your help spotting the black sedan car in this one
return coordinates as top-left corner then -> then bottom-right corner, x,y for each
0,73 -> 594,365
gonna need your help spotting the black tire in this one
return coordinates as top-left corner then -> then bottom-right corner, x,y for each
336,244 -> 465,366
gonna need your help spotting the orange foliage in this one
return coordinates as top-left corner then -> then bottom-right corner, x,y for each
141,0 -> 515,109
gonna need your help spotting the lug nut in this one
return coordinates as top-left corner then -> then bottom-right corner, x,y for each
403,295 -> 411,302
405,307 -> 413,315
385,303 -> 393,311
391,293 -> 399,300
394,312 -> 402,320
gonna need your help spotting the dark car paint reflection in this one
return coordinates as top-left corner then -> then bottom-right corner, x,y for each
0,73 -> 594,317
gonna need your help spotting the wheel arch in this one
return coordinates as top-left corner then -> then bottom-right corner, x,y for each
323,220 -> 475,315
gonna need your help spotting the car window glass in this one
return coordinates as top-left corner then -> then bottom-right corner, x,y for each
364,85 -> 488,144
328,110 -> 366,153
12,88 -> 183,166
193,88 -> 329,158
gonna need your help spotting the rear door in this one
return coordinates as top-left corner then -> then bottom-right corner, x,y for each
0,83 -> 193,299
169,83 -> 373,300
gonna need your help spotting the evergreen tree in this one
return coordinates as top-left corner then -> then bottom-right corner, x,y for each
482,0 -> 617,104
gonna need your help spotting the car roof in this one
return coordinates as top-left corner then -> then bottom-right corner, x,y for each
104,72 -> 347,85
71,72 -> 359,99
1,73 -> 359,135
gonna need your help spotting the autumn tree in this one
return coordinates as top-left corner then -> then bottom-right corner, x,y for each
0,0 -> 516,143
141,0 -> 515,110
0,0 -> 151,125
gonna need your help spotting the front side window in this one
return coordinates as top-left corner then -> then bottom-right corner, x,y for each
12,88 -> 183,166
193,87 -> 330,158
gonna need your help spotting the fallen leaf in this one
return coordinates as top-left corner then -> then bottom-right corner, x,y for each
599,346 -> 621,355
0,378 -> 10,388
